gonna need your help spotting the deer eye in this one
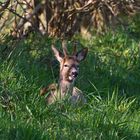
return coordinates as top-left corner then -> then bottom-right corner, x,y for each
64,64 -> 69,67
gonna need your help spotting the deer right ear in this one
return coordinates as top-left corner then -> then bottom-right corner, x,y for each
76,48 -> 88,62
51,45 -> 63,62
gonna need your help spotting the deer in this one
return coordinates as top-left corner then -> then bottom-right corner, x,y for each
40,41 -> 88,104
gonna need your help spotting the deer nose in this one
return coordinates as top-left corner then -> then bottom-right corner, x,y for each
72,72 -> 78,77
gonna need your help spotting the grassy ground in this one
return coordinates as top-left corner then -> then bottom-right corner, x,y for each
1,20 -> 140,139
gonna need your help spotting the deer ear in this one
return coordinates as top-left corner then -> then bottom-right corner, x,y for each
76,48 -> 88,62
51,45 -> 63,62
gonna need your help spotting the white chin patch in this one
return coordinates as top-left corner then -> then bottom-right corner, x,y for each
68,76 -> 73,81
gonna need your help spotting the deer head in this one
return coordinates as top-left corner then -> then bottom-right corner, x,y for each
52,41 -> 88,84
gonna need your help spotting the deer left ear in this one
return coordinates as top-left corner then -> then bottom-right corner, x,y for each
76,48 -> 88,62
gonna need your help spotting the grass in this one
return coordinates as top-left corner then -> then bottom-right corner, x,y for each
1,22 -> 140,139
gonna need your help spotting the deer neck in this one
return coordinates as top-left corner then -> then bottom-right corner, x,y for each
59,75 -> 74,96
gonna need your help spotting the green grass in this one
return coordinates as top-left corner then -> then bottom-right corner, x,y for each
1,24 -> 140,139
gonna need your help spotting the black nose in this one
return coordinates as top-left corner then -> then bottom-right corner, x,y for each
72,72 -> 78,77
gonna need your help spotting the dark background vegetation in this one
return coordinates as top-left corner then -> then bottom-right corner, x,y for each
0,0 -> 140,140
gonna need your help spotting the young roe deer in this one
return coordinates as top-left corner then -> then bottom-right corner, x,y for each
40,41 -> 88,104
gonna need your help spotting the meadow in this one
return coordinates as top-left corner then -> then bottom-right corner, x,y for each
0,17 -> 140,140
